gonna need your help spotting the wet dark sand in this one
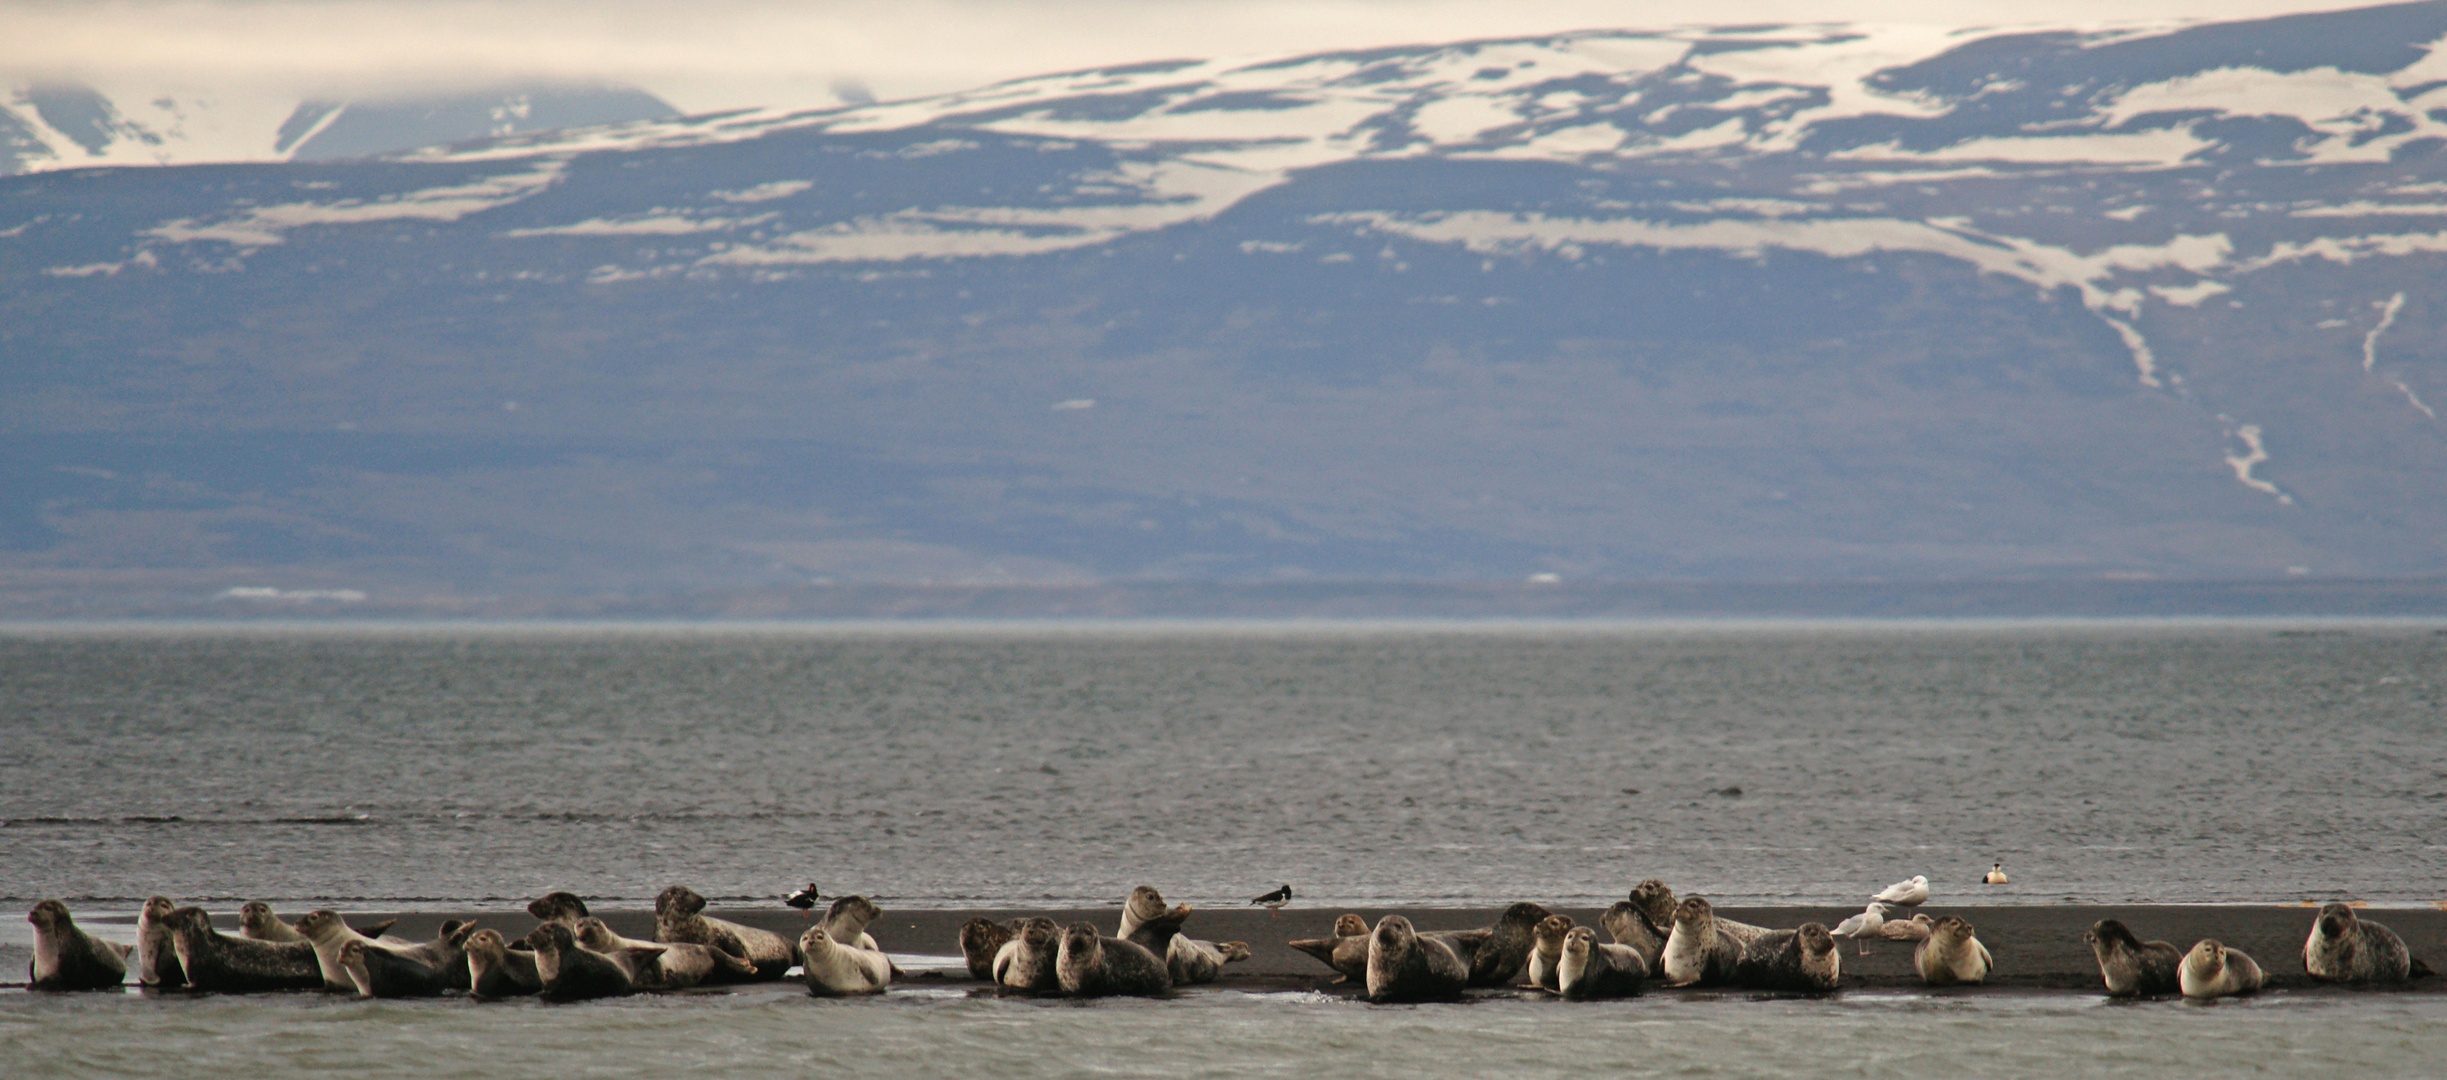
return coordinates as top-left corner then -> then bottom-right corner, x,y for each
139,901 -> 2445,997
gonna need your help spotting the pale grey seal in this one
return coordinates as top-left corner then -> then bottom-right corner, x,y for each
820,894 -> 886,953
1288,913 -> 1372,983
1166,936 -> 1251,985
578,917 -> 754,990
530,923 -> 639,1001
1116,885 -> 1193,958
1914,915 -> 1992,986
1055,922 -> 1169,998
1735,923 -> 1841,993
463,928 -> 540,998
27,899 -> 129,992
1364,914 -> 1467,1004
1660,897 -> 1745,987
993,917 -> 1063,994
136,896 -> 185,989
1524,914 -> 1575,992
2180,939 -> 2265,999
2303,903 -> 2417,985
2084,918 -> 2181,997
296,910 -> 474,992
800,926 -> 893,996
655,885 -> 793,980
1557,925 -> 1649,1000
166,906 -> 322,993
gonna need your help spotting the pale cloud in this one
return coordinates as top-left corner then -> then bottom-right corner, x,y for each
0,0 -> 2396,114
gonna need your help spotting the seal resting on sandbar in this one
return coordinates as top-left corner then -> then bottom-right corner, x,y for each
1365,915 -> 1467,1004
1661,897 -> 1746,988
1734,923 -> 1840,993
801,926 -> 893,996
1914,915 -> 1992,986
1289,913 -> 1372,983
1116,885 -> 1194,958
579,917 -> 757,990
297,910 -> 474,992
1524,914 -> 1574,992
338,937 -> 454,999
2304,903 -> 2420,985
1056,922 -> 1169,998
529,923 -> 640,1001
1600,880 -> 1676,968
239,901 -> 395,944
2085,919 -> 2181,997
819,894 -> 886,953
1557,926 -> 1648,1000
136,896 -> 185,989
166,906 -> 323,993
527,892 -> 593,928
1452,902 -> 1552,987
463,928 -> 541,998
655,885 -> 794,980
27,900 -> 130,991
961,918 -> 1020,980
2179,939 -> 2265,999
1167,936 -> 1251,985
993,917 -> 1063,994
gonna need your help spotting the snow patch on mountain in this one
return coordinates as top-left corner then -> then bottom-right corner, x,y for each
136,161 -> 565,251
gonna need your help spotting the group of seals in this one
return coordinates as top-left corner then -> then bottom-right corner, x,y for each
960,885 -> 1251,999
2078,903 -> 2434,1000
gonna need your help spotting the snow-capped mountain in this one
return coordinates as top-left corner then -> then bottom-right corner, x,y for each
4,3 -> 2446,614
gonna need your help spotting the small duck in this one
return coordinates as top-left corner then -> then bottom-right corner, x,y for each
1250,884 -> 1293,917
1984,862 -> 2010,885
783,883 -> 823,915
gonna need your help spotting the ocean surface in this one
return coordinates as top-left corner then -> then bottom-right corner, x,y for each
5,621 -> 2445,1078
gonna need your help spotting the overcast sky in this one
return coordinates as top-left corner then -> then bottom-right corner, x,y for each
0,0 -> 2403,112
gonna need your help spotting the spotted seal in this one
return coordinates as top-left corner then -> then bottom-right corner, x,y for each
463,928 -> 541,998
993,917 -> 1064,994
801,926 -> 893,996
1524,914 -> 1575,992
530,923 -> 640,1001
239,902 -> 395,945
1055,922 -> 1169,998
654,885 -> 793,980
2084,919 -> 2181,997
1558,925 -> 1649,1000
166,906 -> 322,993
136,896 -> 185,988
2303,903 -> 2417,985
1600,879 -> 1677,968
1913,915 -> 1993,986
961,918 -> 1020,980
526,892 -> 592,928
2179,939 -> 2265,999
1364,914 -> 1468,1004
1288,913 -> 1372,983
27,900 -> 130,991
578,917 -> 755,990
1166,936 -> 1251,985
1660,897 -> 1745,987
1734,923 -> 1841,993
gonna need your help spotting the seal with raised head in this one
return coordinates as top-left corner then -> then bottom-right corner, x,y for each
337,938 -> 451,999
1735,923 -> 1841,993
166,906 -> 323,993
1524,914 -> 1575,992
1117,885 -> 1194,958
820,894 -> 886,952
1166,936 -> 1251,985
2180,939 -> 2265,999
1364,914 -> 1468,1004
801,926 -> 893,996
993,917 -> 1063,994
1600,880 -> 1676,969
578,917 -> 755,990
136,896 -> 185,989
297,911 -> 475,992
1557,926 -> 1648,1000
655,885 -> 793,980
240,902 -> 395,945
27,900 -> 130,991
1288,913 -> 1372,983
2085,919 -> 2181,997
530,923 -> 640,1001
1451,902 -> 1552,987
1914,915 -> 1992,986
463,928 -> 541,998
1660,897 -> 1745,988
1056,922 -> 1169,998
2304,903 -> 2417,985
961,918 -> 1019,980
527,892 -> 592,928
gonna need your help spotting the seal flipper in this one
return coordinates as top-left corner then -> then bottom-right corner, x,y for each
2413,957 -> 2436,978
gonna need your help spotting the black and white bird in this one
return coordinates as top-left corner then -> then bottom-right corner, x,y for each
783,883 -> 823,914
1250,884 -> 1293,917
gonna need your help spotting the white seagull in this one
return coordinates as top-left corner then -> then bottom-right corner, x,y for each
1872,874 -> 1930,907
1831,903 -> 1889,955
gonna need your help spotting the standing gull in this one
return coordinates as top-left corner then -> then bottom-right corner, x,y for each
1831,903 -> 1888,955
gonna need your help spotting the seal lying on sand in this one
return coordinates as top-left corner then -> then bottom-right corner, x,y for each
464,928 -> 541,998
338,938 -> 452,999
1557,926 -> 1648,1000
1735,924 -> 1841,993
1289,913 -> 1372,983
820,895 -> 885,952
1447,902 -> 1551,987
137,896 -> 185,988
527,892 -> 592,928
239,902 -> 395,945
801,926 -> 893,996
1117,885 -> 1194,958
530,924 -> 640,1001
994,917 -> 1064,994
1166,936 -> 1251,985
28,900 -> 130,991
2180,939 -> 2265,999
166,906 -> 322,993
2085,919 -> 2181,997
1914,915 -> 1992,986
2304,903 -> 2420,985
1524,915 -> 1575,992
1601,880 -> 1677,969
578,917 -> 756,990
961,919 -> 1019,980
655,885 -> 794,980
1364,915 -> 1468,1004
1661,898 -> 1746,987
297,911 -> 474,992
1056,922 -> 1169,998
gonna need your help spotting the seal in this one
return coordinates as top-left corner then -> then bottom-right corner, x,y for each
1524,914 -> 1575,992
165,905 -> 323,993
2084,919 -> 2181,997
1288,913 -> 1372,983
529,923 -> 640,1001
800,926 -> 893,996
1660,897 -> 1745,988
240,902 -> 396,945
961,918 -> 1020,981
1734,923 -> 1841,993
136,896 -> 185,989
2303,903 -> 2416,985
1458,902 -> 1553,987
2179,939 -> 2265,999
578,917 -> 756,990
297,910 -> 475,992
526,892 -> 592,928
1166,936 -> 1252,985
27,900 -> 130,992
1117,885 -> 1193,958
337,938 -> 452,999
463,928 -> 541,998
1055,922 -> 1169,998
655,885 -> 794,980
820,894 -> 886,953
1913,915 -> 1992,986
993,917 -> 1063,994
1600,879 -> 1677,968
1364,914 -> 1467,1004
1557,925 -> 1648,1000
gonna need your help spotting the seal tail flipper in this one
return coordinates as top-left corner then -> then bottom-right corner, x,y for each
355,918 -> 401,940
107,939 -> 134,960
2413,957 -> 2436,979
1287,938 -> 1340,966
711,947 -> 759,975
